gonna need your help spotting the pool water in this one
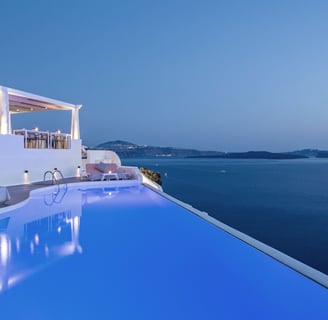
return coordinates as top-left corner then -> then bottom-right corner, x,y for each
122,158 -> 328,274
0,184 -> 328,319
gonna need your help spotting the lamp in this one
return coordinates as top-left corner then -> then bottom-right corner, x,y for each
24,170 -> 29,173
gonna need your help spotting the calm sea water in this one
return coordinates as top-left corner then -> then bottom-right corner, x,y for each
122,157 -> 328,275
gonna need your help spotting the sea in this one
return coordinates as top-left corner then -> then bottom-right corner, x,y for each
122,157 -> 328,275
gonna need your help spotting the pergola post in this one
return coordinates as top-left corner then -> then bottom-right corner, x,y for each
0,87 -> 11,135
71,104 -> 82,140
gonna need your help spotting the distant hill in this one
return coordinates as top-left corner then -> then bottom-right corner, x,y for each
287,149 -> 328,158
92,142 -> 328,159
187,151 -> 307,160
94,140 -> 224,158
316,151 -> 328,158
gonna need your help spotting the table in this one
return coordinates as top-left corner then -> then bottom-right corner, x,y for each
101,173 -> 119,181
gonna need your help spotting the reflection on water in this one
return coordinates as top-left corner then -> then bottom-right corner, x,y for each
0,185 -> 150,295
43,183 -> 68,206
0,184 -> 166,295
0,189 -> 82,294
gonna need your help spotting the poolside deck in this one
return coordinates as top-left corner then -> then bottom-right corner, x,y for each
0,177 -> 82,207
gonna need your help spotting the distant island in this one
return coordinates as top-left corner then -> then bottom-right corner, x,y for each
187,151 -> 307,160
94,140 -> 224,158
92,141 -> 328,159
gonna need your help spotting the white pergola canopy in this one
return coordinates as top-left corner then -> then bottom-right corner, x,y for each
0,86 -> 82,139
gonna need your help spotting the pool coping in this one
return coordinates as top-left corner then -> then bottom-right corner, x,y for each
0,179 -> 141,213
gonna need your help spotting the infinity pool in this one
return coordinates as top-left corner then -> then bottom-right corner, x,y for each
0,183 -> 328,319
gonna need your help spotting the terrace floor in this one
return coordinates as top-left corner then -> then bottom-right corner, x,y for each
0,177 -> 82,208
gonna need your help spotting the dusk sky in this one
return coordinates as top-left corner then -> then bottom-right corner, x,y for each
1,1 -> 328,152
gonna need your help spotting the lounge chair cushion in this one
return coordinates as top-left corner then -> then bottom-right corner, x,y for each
95,162 -> 118,173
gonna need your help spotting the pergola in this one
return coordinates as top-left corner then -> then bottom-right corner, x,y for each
0,86 -> 81,139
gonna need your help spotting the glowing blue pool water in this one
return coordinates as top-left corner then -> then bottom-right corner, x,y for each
0,184 -> 328,319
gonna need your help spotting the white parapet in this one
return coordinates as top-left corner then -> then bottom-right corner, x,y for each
141,172 -> 163,192
0,135 -> 82,186
84,150 -> 122,166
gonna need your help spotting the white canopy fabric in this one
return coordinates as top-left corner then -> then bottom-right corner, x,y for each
7,87 -> 77,113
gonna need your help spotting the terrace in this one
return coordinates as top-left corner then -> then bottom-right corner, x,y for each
0,86 -> 82,186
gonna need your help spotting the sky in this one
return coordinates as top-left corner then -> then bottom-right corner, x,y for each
1,0 -> 328,152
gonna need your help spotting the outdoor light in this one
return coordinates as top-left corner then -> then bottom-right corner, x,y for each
23,170 -> 30,184
77,166 -> 80,169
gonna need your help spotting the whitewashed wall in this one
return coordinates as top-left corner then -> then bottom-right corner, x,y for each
83,150 -> 121,166
0,135 -> 82,186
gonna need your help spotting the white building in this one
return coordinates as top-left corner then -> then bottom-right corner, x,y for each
0,86 -> 82,186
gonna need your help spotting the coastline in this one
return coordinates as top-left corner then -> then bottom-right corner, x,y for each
186,151 -> 307,160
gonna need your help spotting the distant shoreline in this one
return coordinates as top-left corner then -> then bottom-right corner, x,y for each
186,151 -> 307,160
93,140 -> 328,159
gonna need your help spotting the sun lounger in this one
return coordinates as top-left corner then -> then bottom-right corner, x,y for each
85,163 -> 119,181
85,162 -> 133,181
85,164 -> 104,181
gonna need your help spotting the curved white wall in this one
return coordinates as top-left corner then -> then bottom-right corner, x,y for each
84,150 -> 121,166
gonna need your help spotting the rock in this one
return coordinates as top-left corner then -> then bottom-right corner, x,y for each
140,167 -> 162,185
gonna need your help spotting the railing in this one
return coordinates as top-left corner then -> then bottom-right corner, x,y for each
43,169 -> 64,185
13,129 -> 71,149
42,169 -> 67,205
